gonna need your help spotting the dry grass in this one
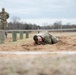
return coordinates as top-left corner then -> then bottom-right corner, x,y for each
0,54 -> 76,75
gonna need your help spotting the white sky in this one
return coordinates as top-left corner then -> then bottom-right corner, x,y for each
0,0 -> 76,25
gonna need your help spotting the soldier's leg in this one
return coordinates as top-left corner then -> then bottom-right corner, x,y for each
0,21 -> 3,29
5,32 -> 7,38
49,34 -> 59,44
3,21 -> 8,38
51,35 -> 59,44
4,26 -> 7,38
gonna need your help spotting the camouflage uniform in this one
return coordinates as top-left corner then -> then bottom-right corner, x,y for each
36,32 -> 59,44
0,11 -> 9,29
0,9 -> 9,37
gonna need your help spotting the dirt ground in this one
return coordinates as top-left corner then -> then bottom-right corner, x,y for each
0,32 -> 76,51
0,54 -> 76,75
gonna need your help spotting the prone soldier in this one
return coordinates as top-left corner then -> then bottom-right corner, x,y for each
33,31 -> 59,45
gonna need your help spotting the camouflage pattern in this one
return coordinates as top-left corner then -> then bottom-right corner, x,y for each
36,32 -> 59,44
0,11 -> 9,29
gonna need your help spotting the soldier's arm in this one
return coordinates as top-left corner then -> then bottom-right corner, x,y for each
0,12 -> 1,19
6,12 -> 9,19
44,36 -> 52,44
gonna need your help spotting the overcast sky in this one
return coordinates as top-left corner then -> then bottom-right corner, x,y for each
0,0 -> 76,25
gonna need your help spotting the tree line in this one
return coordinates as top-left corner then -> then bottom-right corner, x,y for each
8,16 -> 76,30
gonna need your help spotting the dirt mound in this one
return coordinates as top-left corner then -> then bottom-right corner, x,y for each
0,32 -> 76,51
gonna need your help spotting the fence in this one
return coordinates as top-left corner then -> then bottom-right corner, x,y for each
0,30 -> 29,44
0,28 -> 76,44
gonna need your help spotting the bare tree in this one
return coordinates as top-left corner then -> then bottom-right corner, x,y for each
11,16 -> 21,29
11,16 -> 20,24
53,21 -> 62,29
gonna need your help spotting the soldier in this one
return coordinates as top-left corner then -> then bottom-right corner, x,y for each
33,31 -> 59,45
0,8 -> 9,37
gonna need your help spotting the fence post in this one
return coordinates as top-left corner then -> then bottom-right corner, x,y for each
26,31 -> 29,38
12,31 -> 17,42
20,31 -> 23,39
0,31 -> 5,44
